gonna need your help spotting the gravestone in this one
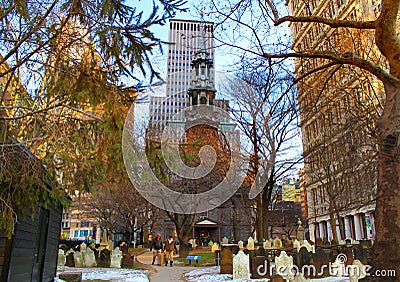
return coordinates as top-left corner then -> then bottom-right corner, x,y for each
293,239 -> 301,249
65,252 -> 75,267
353,244 -> 368,265
275,251 -> 294,280
73,251 -> 84,268
313,248 -> 331,277
247,237 -> 255,251
257,246 -> 266,257
110,247 -> 122,268
238,240 -> 244,249
58,249 -> 66,266
331,255 -> 346,276
220,247 -> 233,274
341,246 -> 354,265
295,247 -> 312,269
299,240 -> 315,253
233,250 -> 250,279
250,255 -> 269,279
222,237 -> 229,244
80,242 -> 87,252
263,240 -> 271,249
274,238 -> 283,249
349,259 -> 367,282
83,248 -> 97,267
59,272 -> 82,282
211,242 -> 219,252
100,248 -> 111,261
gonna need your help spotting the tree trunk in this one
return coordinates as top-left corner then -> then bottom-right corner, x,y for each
372,83 -> 400,279
256,195 -> 264,241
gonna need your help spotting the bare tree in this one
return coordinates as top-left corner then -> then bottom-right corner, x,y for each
218,65 -> 301,240
204,0 -> 400,274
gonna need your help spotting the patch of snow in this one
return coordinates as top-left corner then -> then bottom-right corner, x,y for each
57,266 -> 149,282
183,267 -> 350,282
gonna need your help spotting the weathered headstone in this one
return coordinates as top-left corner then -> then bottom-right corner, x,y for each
274,238 -> 283,249
313,248 -> 331,277
353,244 -> 368,265
233,250 -> 250,279
110,247 -> 122,268
83,248 -> 97,267
99,248 -> 111,261
263,240 -> 271,249
275,251 -> 294,280
238,240 -> 244,249
73,251 -> 84,268
299,240 -> 315,253
220,247 -> 233,274
222,237 -> 229,244
65,251 -> 75,267
250,255 -> 269,279
331,255 -> 346,277
58,249 -> 66,266
59,272 -> 82,282
247,237 -> 255,251
349,259 -> 367,282
295,247 -> 312,269
80,242 -> 87,252
257,246 -> 266,257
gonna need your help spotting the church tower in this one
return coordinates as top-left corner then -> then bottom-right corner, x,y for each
187,17 -> 216,106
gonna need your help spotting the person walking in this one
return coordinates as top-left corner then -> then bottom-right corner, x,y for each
164,235 -> 177,267
149,233 -> 163,265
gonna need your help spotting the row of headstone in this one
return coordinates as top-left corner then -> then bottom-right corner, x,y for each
58,247 -> 123,268
220,243 -> 368,281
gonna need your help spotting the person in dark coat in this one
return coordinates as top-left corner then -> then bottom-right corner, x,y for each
149,233 -> 163,265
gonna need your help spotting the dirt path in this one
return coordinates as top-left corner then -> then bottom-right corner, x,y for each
137,251 -> 199,282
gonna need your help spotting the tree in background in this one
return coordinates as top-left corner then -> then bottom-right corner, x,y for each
219,65 -> 301,240
205,0 -> 399,275
0,0 -> 186,236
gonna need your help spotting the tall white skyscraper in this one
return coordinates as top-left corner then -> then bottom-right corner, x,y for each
149,19 -> 215,131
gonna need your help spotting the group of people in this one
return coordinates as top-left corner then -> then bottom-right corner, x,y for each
149,233 -> 178,267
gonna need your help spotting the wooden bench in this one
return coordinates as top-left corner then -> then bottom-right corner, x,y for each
186,255 -> 201,265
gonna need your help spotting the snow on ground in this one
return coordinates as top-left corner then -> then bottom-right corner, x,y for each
56,266 -> 149,282
183,267 -> 350,282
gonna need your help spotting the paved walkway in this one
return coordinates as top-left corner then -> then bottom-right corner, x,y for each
137,251 -> 197,282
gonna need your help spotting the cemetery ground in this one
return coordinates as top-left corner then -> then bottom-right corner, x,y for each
55,240 -> 372,282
